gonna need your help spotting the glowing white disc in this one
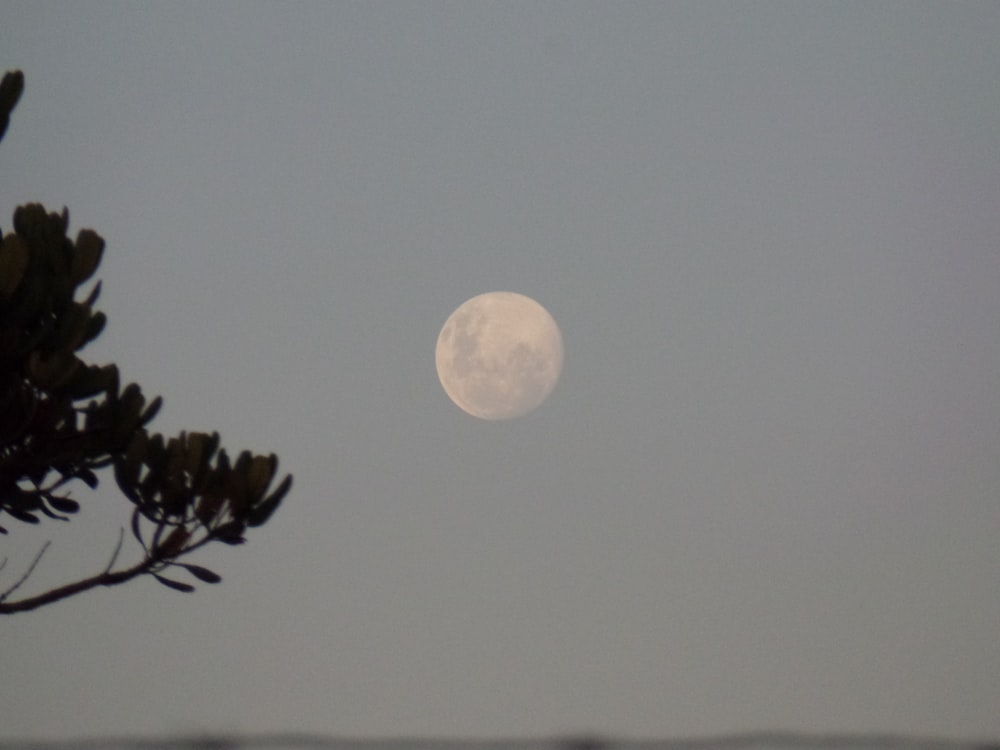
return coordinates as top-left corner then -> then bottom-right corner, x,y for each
435,291 -> 563,420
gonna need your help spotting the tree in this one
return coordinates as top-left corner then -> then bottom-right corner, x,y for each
0,70 -> 291,614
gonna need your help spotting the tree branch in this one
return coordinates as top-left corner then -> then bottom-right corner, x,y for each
0,554 -> 157,614
0,522 -> 219,614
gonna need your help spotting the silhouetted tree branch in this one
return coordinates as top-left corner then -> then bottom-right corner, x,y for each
0,70 -> 292,613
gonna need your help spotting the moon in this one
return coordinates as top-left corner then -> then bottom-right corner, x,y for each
435,291 -> 564,420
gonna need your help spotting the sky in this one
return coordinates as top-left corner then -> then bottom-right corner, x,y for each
1,1 -> 999,743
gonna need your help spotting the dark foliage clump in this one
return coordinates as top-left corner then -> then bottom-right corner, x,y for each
0,70 -> 291,613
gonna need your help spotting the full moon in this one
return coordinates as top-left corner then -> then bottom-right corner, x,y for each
435,291 -> 564,420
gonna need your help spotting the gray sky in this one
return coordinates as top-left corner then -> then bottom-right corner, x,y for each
2,1 -> 999,742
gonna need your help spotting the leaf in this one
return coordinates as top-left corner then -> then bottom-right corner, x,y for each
0,70 -> 24,115
76,468 -> 99,490
246,454 -> 277,500
0,234 -> 29,297
0,69 -> 24,142
83,279 -> 102,306
179,564 -> 222,584
182,432 -> 204,475
130,508 -> 145,547
47,496 -> 80,514
12,203 -> 48,238
0,70 -> 23,115
82,310 -> 107,347
26,349 -> 80,388
194,490 -> 224,525
115,381 -> 143,416
114,433 -> 146,501
211,521 -> 246,545
6,507 -> 39,524
225,451 -> 252,514
71,229 -> 104,284
152,574 -> 195,593
247,474 -> 292,527
66,362 -> 116,400
114,458 -> 140,502
143,432 -> 166,479
38,503 -> 68,521
140,396 -> 162,426
101,361 -> 120,399
52,301 -> 94,352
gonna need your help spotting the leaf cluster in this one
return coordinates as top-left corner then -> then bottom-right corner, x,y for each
0,70 -> 291,610
0,203 -> 145,529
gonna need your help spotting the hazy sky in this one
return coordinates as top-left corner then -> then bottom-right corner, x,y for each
2,1 -> 999,742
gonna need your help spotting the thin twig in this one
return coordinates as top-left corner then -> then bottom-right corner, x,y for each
103,527 -> 125,574
0,540 -> 51,603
